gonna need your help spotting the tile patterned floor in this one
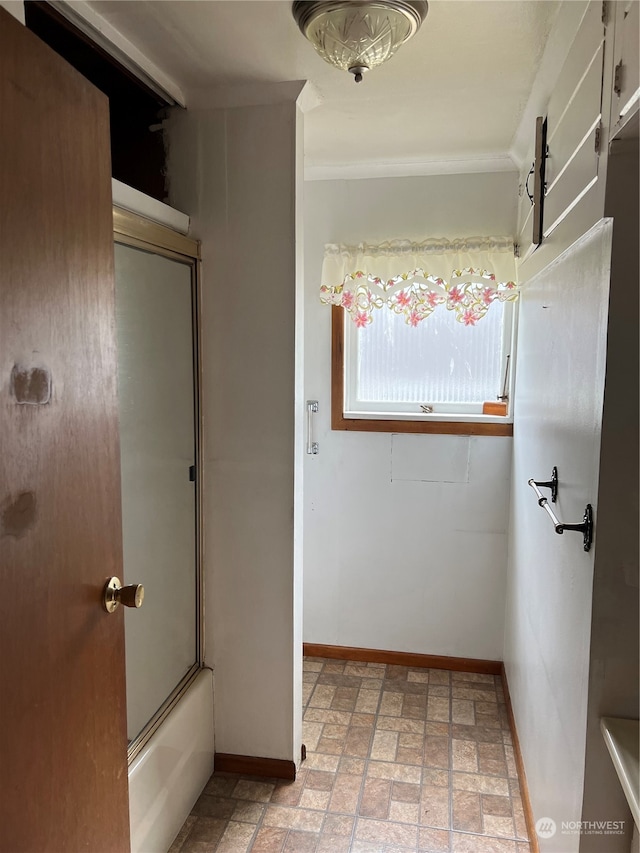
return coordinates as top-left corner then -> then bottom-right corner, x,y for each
169,657 -> 531,853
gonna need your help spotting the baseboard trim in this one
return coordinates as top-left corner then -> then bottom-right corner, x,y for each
303,643 -> 502,675
214,753 -> 296,781
501,663 -> 539,853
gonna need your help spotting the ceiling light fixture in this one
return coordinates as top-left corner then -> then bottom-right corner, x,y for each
292,1 -> 429,83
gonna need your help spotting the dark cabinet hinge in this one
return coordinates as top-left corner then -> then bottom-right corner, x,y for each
189,465 -> 196,482
594,124 -> 602,155
602,1 -> 608,24
614,62 -> 623,96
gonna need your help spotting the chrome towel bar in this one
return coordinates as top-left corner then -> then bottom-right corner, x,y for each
306,400 -> 319,455
528,468 -> 593,551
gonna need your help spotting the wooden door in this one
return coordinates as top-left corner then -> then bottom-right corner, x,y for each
0,10 -> 130,852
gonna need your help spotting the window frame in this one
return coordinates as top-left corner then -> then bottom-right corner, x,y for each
330,306 -> 514,437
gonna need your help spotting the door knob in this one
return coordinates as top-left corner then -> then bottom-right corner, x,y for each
103,577 -> 144,613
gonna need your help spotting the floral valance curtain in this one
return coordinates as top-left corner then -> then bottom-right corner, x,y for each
319,236 -> 518,327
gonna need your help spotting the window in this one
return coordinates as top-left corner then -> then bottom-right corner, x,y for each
324,238 -> 518,437
332,307 -> 515,436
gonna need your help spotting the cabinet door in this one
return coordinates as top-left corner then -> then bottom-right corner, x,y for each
544,0 -> 606,239
611,0 -> 639,135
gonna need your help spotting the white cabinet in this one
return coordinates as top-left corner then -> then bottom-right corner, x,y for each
544,0 -> 606,240
610,0 -> 639,136
517,0 -> 616,284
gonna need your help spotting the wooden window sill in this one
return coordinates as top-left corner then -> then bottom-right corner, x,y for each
332,415 -> 513,436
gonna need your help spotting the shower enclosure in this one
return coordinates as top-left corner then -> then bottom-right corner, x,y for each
112,206 -> 204,763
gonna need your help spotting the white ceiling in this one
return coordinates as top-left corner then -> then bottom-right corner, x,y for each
87,0 -> 559,175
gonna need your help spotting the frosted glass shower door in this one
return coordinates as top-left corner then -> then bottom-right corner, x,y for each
115,242 -> 198,743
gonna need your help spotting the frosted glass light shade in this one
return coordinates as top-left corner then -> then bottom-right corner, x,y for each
292,1 -> 428,81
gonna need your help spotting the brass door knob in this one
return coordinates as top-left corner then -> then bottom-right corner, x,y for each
103,577 -> 144,613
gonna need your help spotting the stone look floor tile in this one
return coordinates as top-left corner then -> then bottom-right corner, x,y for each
408,670 -> 429,683
379,692 -> 404,717
355,690 -> 381,713
169,815 -> 197,852
418,826 -> 451,852
299,788 -> 331,810
350,841 -> 386,853
482,794 -> 513,817
452,672 -> 495,685
216,821 -> 256,853
263,805 -> 324,832
355,817 -> 418,847
360,777 -> 392,819
182,816 -> 228,844
370,729 -> 399,761
428,670 -> 451,686
250,827 -> 287,853
170,657 -> 531,853
192,794 -> 237,820
305,708 -> 353,726
316,735 -> 345,755
477,742 -> 508,777
427,697 -> 450,722
391,781 -> 421,803
428,685 -> 451,698
451,699 -> 475,726
367,760 -> 422,784
396,745 -> 423,765
304,752 -> 340,772
388,800 -> 420,823
424,736 -> 450,769
233,780 -> 275,803
271,775 -> 307,807
309,685 -> 337,709
205,777 -> 239,798
338,756 -> 366,775
328,773 -> 363,813
399,731 -> 424,750
317,835 -> 351,853
344,726 -> 373,758
305,770 -> 335,792
452,771 -> 510,796
302,722 -> 324,752
232,802 -> 265,823
282,830 -> 319,852
322,813 -> 355,836
484,814 -> 516,837
378,716 -> 425,735
451,832 -> 518,852
452,739 -> 479,773
452,790 -> 482,833
422,768 -> 450,788
420,784 -> 450,829
504,744 -> 518,779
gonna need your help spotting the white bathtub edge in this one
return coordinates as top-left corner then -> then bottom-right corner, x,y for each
128,668 -> 214,853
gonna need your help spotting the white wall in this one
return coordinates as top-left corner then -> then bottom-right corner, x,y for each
504,219 -> 612,853
166,86 -> 305,764
303,172 -> 518,660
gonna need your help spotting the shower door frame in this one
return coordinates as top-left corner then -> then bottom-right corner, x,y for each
113,206 -> 204,765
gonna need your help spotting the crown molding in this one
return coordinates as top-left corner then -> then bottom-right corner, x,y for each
305,154 -> 518,182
